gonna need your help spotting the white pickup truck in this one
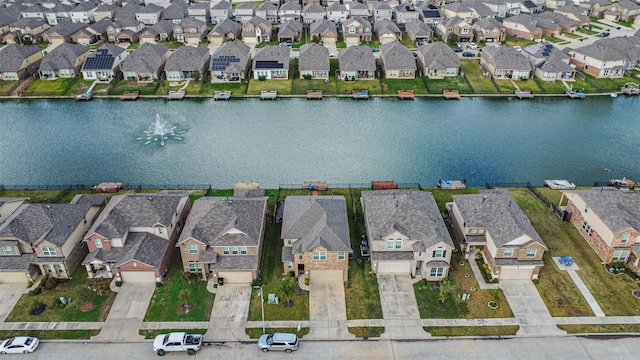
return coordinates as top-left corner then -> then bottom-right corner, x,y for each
153,332 -> 203,356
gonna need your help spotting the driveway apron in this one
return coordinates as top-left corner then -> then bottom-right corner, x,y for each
377,275 -> 430,339
207,284 -> 251,341
499,280 -> 566,336
0,284 -> 28,322
307,277 -> 353,339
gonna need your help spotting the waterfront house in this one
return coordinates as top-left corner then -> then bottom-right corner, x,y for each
69,2 -> 98,24
72,19 -> 110,46
39,43 -> 89,79
253,45 -> 290,80
278,20 -> 303,44
279,0 -> 302,23
561,190 -> 640,272
242,16 -> 272,45
362,190 -> 454,280
481,46 -> 532,79
165,46 -> 210,81
371,2 -> 394,23
523,42 -> 576,81
374,19 -> 402,44
472,18 -> 506,43
567,37 -> 640,79
302,3 -> 325,24
298,42 -> 330,80
0,44 -> 42,81
404,19 -> 433,44
379,41 -> 416,79
80,43 -> 128,81
140,19 -> 175,44
342,16 -> 372,47
135,4 -> 164,25
449,190 -> 547,280
0,194 -> 105,283
211,0 -> 233,24
502,14 -> 545,40
172,16 -> 207,45
417,42 -> 459,79
281,196 -> 352,282
394,3 -> 422,24
309,19 -> 338,46
0,197 -> 28,226
256,1 -> 278,25
210,40 -> 252,82
8,18 -> 50,43
121,42 -> 171,82
436,16 -> 472,43
234,2 -> 256,24
82,191 -> 190,283
338,45 -> 376,80
160,1 -> 188,24
208,18 -> 242,44
188,2 -> 211,24
44,4 -> 73,26
43,22 -> 87,45
327,2 -> 349,24
177,195 -> 268,283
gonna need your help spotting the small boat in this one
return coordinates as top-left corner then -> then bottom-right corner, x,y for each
610,93 -> 618,98
75,92 -> 92,101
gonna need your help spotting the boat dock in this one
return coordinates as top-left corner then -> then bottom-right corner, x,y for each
167,91 -> 185,100
438,179 -> 466,190
621,82 -> 639,96
352,90 -> 369,99
214,91 -> 231,100
515,90 -> 533,99
566,89 -> 586,99
121,91 -> 139,101
306,90 -> 323,100
303,181 -> 328,191
544,180 -> 576,190
398,90 -> 415,100
260,91 -> 277,100
75,92 -> 92,101
443,90 -> 460,100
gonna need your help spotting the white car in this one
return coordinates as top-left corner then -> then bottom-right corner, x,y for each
468,42 -> 478,49
0,337 -> 39,354
513,45 -> 522,52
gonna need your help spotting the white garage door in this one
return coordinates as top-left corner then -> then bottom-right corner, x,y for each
310,270 -> 343,282
499,267 -> 533,280
0,271 -> 28,283
376,261 -> 411,274
346,37 -> 360,47
121,271 -> 156,283
217,272 -> 253,284
323,38 -> 336,46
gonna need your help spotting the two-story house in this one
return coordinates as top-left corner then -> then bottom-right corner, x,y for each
256,1 -> 279,24
567,37 -> 640,79
234,2 -> 256,24
279,0 -> 301,23
242,16 -> 272,44
342,16 -> 372,47
211,0 -> 233,24
436,16 -> 472,43
69,2 -> 97,24
173,16 -> 207,44
0,43 -> 43,81
135,4 -> 164,25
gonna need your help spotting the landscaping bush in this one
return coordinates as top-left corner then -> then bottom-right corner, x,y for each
29,286 -> 43,296
115,281 -> 122,287
258,75 -> 266,81
45,276 -> 58,290
303,74 -> 312,80
251,277 -> 263,287
156,281 -> 163,288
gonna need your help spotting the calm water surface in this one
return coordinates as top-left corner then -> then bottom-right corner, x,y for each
0,96 -> 638,188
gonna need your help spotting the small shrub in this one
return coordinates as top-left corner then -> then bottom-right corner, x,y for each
156,281 -> 163,288
29,302 -> 46,316
303,74 -> 312,80
27,280 -> 34,288
29,286 -> 43,296
251,277 -> 263,287
258,75 -> 266,81
183,272 -> 192,281
115,281 -> 123,287
304,277 -> 310,286
45,276 -> 58,290
532,278 -> 540,285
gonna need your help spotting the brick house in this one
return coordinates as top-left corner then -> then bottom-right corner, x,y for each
177,195 -> 268,283
561,190 -> 640,272
436,16 -> 472,43
362,190 -> 454,281
0,44 -> 43,81
567,37 -> 640,79
448,190 -> 547,280
281,196 -> 352,282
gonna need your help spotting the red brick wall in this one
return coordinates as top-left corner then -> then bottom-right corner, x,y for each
567,200 -> 612,262
86,233 -> 110,252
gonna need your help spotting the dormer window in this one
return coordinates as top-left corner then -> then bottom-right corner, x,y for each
94,239 -> 103,248
42,247 -> 57,256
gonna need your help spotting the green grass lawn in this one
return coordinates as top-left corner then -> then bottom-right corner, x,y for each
247,78 -> 293,95
425,325 -> 519,336
200,81 -> 249,96
336,79 -> 383,95
494,79 -> 517,94
0,80 -> 20,96
570,77 -> 597,93
380,77 -> 428,95
615,20 -> 634,28
156,79 -> 203,95
583,74 -> 640,93
144,253 -> 215,322
542,36 -> 564,44
108,79 -> 160,95
91,82 -> 111,94
159,41 -> 186,50
291,78 -> 338,95
0,189 -> 66,203
533,79 -> 568,94
513,78 -> 543,94
349,326 -> 385,338
424,76 -> 473,95
140,329 -> 208,339
22,78 -> 81,96
460,60 -> 497,94
504,36 -> 537,48
0,330 -> 99,340
6,268 -> 116,322
562,32 -> 582,39
400,33 -> 417,48
66,79 -> 95,96
577,28 -> 598,35
245,327 -> 310,339
558,324 -> 640,334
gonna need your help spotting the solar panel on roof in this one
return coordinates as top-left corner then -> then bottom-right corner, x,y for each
210,55 -> 240,71
255,60 -> 283,69
83,49 -> 115,70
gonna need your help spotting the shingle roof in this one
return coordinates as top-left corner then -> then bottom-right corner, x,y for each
257,2 -> 277,11
303,3 -> 325,13
39,43 -> 88,71
567,190 -> 640,234
278,20 -> 303,37
418,42 -> 459,69
281,196 -> 352,253
280,0 -> 301,11
210,18 -> 241,36
165,46 -> 209,72
482,46 -> 532,71
298,42 -> 329,71
84,231 -> 170,268
474,17 -> 504,31
0,44 -> 41,72
569,37 -> 640,62
404,19 -> 433,38
115,3 -> 142,20
343,16 -> 371,29
212,0 -> 232,10
245,15 -> 270,28
374,19 -> 401,37
121,42 -> 170,73
137,3 -> 164,14
339,45 -> 375,71
253,45 -> 290,70
144,19 -> 175,36
160,2 -> 188,20
536,52 -> 574,73
46,22 -> 88,37
310,19 -> 337,37
210,40 -> 250,73
362,190 -> 454,249
380,41 -> 416,71
453,190 -> 546,249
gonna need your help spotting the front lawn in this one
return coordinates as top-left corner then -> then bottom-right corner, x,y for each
542,35 -> 565,44
22,78 -> 82,96
159,41 -> 186,50
503,36 -> 537,48
460,60 -> 498,94
562,32 -> 583,39
349,327 -> 385,338
380,77 -> 428,95
6,268 -> 116,322
144,253 -> 215,322
425,326 -> 519,337
0,330 -> 99,340
424,76 -> 473,95
108,79 -> 160,95
577,28 -> 598,35
558,324 -> 640,334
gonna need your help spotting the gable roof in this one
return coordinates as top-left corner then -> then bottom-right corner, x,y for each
280,0 -> 301,11
212,0 -> 232,10
343,16 -> 371,29
404,19 -> 433,37
165,46 -> 210,72
419,42 -> 459,69
299,42 -> 329,71
46,21 -> 88,37
210,18 -> 242,36
482,46 -> 532,71
278,20 -> 303,37
339,45 -> 375,71
569,37 -> 640,62
362,190 -> 454,249
566,190 -> 640,234
281,196 -> 351,253
121,42 -> 170,72
253,45 -> 290,70
374,19 -> 401,36
144,19 -> 175,36
380,41 -> 417,70
81,43 -> 125,71
210,40 -> 251,73
310,19 -> 338,37
304,3 -> 325,13
40,43 -> 89,71
257,2 -> 278,11
0,44 -> 41,72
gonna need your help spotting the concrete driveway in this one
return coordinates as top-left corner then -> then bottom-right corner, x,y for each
307,277 -> 353,339
499,280 -> 566,336
0,284 -> 28,322
207,284 -> 250,341
377,275 -> 429,339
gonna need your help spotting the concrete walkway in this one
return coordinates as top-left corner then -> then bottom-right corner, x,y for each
500,280 -> 566,336
377,275 -> 430,339
551,257 -> 605,317
306,277 -> 353,340
206,284 -> 251,342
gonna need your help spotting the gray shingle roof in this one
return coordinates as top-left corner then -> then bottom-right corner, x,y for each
374,19 -> 401,38
569,37 -> 640,62
253,45 -> 290,70
362,190 -> 453,249
115,3 -> 142,20
210,40 -> 251,73
257,2 -> 277,11
164,46 -> 210,72
482,46 -> 532,71
237,2 -> 256,10
567,190 -> 640,234
39,43 -> 89,71
327,2 -> 347,11
278,20 -> 303,37
121,42 -> 170,72
304,3 -> 325,13
339,45 -> 375,71
474,17 -> 504,31
452,190 -> 546,249
418,42 -> 459,69
299,43 -> 329,71
84,231 -> 170,268
246,15 -> 270,28
137,4 -> 164,14
310,19 -> 337,37
209,255 -> 259,271
536,52 -> 574,73
46,22 -> 88,37
281,196 -> 352,253
212,0 -> 232,10
343,16 -> 371,30
280,0 -> 301,11
0,253 -> 35,271
404,19 -> 433,38
380,41 -> 416,71
0,44 -> 41,72
144,19 -> 175,36
161,2 -> 188,20
210,18 -> 242,36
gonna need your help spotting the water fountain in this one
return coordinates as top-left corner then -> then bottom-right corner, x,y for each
137,114 -> 186,146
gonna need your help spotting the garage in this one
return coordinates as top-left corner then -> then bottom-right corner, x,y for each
323,38 -> 336,46
0,271 -> 28,284
345,37 -> 360,47
217,271 -> 253,284
499,266 -> 534,280
309,270 -> 343,282
120,271 -> 157,283
376,261 -> 412,274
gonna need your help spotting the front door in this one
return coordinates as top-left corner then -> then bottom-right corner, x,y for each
298,263 -> 304,275
415,261 -> 422,275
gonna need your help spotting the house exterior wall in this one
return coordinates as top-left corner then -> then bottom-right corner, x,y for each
287,245 -> 349,281
569,55 -> 626,78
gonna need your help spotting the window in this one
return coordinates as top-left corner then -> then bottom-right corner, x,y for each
432,248 -> 446,258
621,234 -> 630,244
42,247 -> 56,256
223,246 -> 230,255
44,265 -> 53,273
189,263 -> 202,272
240,246 -> 247,255
232,246 -> 239,255
3,246 -> 16,255
338,251 -> 345,260
188,244 -> 198,254
470,228 -> 477,234
613,250 -> 628,261
584,205 -> 589,213
93,238 -> 102,248
582,221 -> 593,237
55,264 -> 64,273
286,239 -> 292,246
503,248 -> 514,257
527,249 -> 537,258
387,239 -> 394,249
158,228 -> 163,234
313,251 -> 327,260
287,261 -> 292,269
395,239 -> 402,249
430,267 -> 444,277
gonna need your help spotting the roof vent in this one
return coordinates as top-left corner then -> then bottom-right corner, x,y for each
148,197 -> 152,200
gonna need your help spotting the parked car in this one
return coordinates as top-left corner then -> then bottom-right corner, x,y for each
468,42 -> 478,49
371,48 -> 379,53
452,46 -> 463,52
0,337 -> 39,354
513,46 -> 522,52
462,51 -> 475,57
258,332 -> 299,353
153,332 -> 203,356
600,31 -> 610,37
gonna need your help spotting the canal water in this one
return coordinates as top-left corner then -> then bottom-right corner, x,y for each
0,96 -> 638,188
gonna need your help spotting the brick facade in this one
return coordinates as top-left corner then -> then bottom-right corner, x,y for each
285,245 -> 349,281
